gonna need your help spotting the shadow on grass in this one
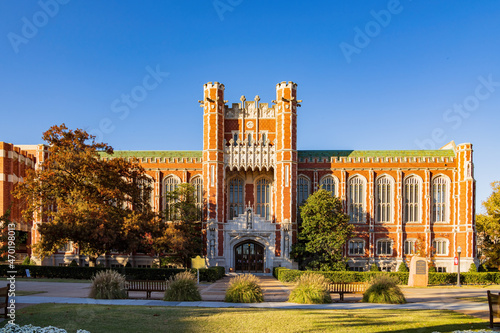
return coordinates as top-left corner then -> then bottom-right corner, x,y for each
5,305 -> 491,333
299,309 -> 488,333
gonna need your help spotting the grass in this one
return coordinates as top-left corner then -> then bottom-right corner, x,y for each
15,290 -> 47,296
12,278 -> 91,283
455,296 -> 488,303
3,303 -> 488,333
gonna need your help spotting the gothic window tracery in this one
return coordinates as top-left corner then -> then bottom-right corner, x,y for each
229,177 -> 244,219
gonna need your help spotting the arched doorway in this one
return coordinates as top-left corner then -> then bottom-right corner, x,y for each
234,241 -> 264,273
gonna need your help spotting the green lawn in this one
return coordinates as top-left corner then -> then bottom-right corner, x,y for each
12,278 -> 91,283
15,290 -> 47,296
6,304 -> 488,333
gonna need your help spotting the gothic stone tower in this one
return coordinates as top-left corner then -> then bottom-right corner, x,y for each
203,81 -> 299,271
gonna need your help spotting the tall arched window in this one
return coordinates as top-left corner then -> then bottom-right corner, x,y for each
320,175 -> 336,196
163,176 -> 180,221
137,175 -> 154,211
404,176 -> 420,223
432,176 -> 448,222
297,176 -> 310,223
191,176 -> 203,221
348,176 -> 365,223
256,178 -> 271,220
229,177 -> 244,220
376,176 -> 392,223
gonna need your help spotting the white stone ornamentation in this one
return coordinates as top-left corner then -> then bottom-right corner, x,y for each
224,138 -> 276,171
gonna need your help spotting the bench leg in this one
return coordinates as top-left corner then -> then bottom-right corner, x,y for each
340,293 -> 344,302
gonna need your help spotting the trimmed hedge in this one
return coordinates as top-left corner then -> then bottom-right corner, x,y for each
273,268 -> 500,285
0,264 -> 225,282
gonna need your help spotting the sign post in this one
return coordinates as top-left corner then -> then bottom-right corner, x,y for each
191,255 -> 206,285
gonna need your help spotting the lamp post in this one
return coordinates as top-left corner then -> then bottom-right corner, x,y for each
457,246 -> 462,287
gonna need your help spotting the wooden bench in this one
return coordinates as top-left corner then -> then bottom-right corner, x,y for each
328,282 -> 367,301
0,284 -> 9,319
487,290 -> 500,329
125,280 -> 167,299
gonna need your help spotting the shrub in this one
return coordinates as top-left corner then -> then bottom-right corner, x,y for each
89,270 -> 127,299
479,264 -> 489,272
397,262 -> 408,272
362,274 -> 406,304
369,264 -> 380,272
288,273 -> 332,304
225,274 -> 263,303
468,263 -> 477,272
428,263 -> 437,273
0,265 -> 225,282
164,271 -> 201,301
69,259 -> 78,267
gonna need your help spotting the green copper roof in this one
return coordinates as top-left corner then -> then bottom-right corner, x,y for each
99,151 -> 202,159
297,150 -> 455,159
99,149 -> 455,160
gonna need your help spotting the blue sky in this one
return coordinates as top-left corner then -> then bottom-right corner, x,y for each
0,1 -> 499,211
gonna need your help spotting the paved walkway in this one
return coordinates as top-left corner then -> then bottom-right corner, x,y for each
1,277 -> 496,320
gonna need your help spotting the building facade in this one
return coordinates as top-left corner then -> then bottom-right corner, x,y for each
1,82 -> 477,272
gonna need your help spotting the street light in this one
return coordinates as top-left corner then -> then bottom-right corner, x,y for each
457,246 -> 462,287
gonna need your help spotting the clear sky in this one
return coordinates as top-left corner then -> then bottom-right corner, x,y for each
0,1 -> 499,212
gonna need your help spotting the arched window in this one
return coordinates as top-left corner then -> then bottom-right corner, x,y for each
137,175 -> 154,211
320,175 -> 336,196
229,177 -> 244,220
297,176 -> 310,223
348,176 -> 365,223
163,176 -> 180,221
432,239 -> 448,255
376,176 -> 392,223
376,239 -> 393,256
404,176 -> 420,223
297,176 -> 310,206
256,178 -> 271,220
191,177 -> 203,221
348,239 -> 365,255
404,239 -> 417,255
261,133 -> 267,144
432,176 -> 448,222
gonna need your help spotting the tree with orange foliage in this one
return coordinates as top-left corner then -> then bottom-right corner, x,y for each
14,124 -> 156,266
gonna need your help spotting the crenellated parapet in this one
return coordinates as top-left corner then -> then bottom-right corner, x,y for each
224,138 -> 276,171
225,101 -> 276,119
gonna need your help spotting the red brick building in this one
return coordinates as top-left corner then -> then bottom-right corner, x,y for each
1,82 -> 476,272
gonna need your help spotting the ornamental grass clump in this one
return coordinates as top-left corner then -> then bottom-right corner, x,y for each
89,269 -> 127,299
163,271 -> 202,301
288,273 -> 332,304
362,274 -> 406,304
224,274 -> 263,303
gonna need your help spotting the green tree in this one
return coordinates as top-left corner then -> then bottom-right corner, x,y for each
477,181 -> 500,270
14,124 -> 156,266
155,183 -> 202,268
291,189 -> 353,271
0,211 -> 12,262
